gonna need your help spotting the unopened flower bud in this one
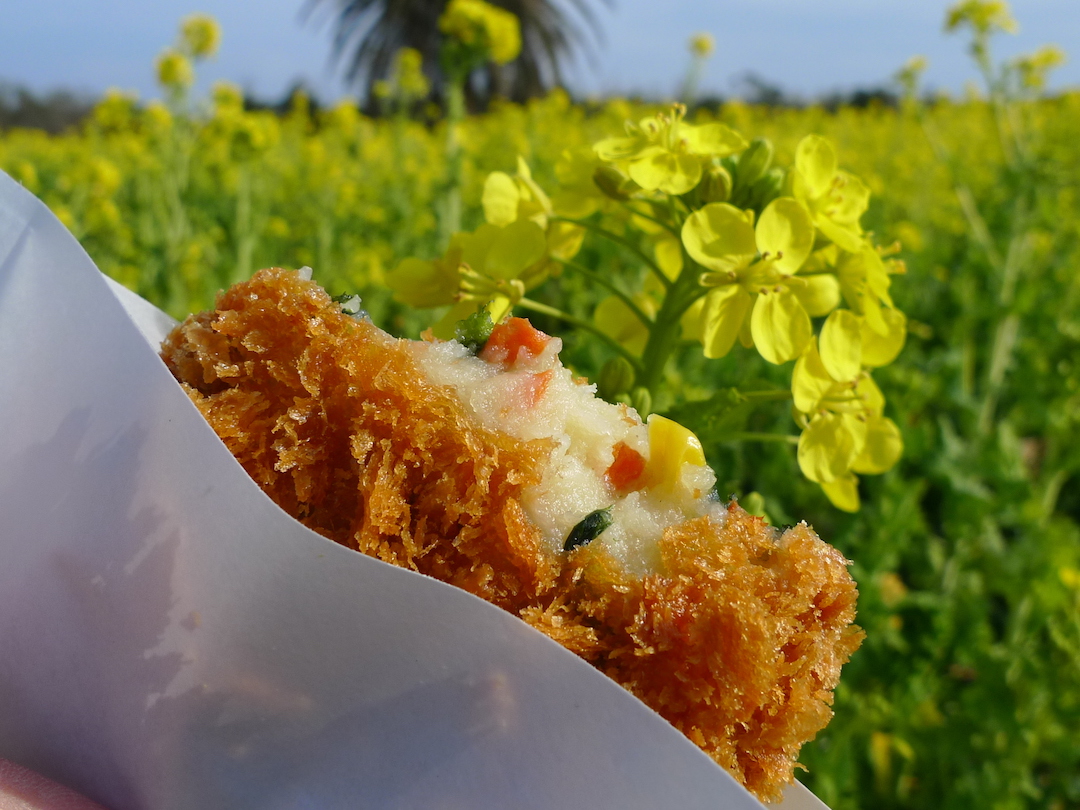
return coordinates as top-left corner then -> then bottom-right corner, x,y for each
598,356 -> 636,401
735,137 -> 774,189
630,386 -> 652,417
747,167 -> 785,211
698,163 -> 732,203
593,165 -> 635,201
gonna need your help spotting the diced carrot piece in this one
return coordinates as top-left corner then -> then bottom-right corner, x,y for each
480,317 -> 552,366
606,441 -> 646,493
519,370 -> 553,409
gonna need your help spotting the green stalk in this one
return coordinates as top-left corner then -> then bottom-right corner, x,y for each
724,432 -> 799,445
636,247 -> 702,395
439,76 -> 466,248
551,256 -> 654,327
553,216 -> 672,291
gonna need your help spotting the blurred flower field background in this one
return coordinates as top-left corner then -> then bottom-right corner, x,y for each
4,1 -> 1080,807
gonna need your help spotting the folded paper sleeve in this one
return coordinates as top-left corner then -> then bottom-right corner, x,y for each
0,171 -> 828,810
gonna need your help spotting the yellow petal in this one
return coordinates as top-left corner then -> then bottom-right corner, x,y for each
864,247 -> 894,307
630,148 -> 701,195
460,223 -> 501,273
797,411 -> 867,483
593,136 -> 641,161
485,220 -> 547,279
862,307 -> 907,367
855,373 -> 885,417
655,236 -> 684,280
795,134 -> 837,199
548,221 -> 585,261
792,337 -> 835,414
750,288 -> 812,365
816,214 -> 866,253
701,284 -> 752,359
388,256 -> 458,308
819,309 -> 863,381
830,171 -> 871,226
821,474 -> 860,512
681,203 -> 757,273
482,171 -> 520,227
852,415 -> 903,474
431,299 -> 481,340
594,294 -> 654,355
681,122 -> 748,156
681,297 -> 704,342
793,273 -> 841,317
755,197 -> 814,274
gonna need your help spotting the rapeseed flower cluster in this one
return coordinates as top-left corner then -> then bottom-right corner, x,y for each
439,0 -> 521,68
391,101 -> 909,509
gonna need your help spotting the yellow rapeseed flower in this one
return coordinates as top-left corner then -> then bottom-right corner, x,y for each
181,14 -> 221,59
595,104 -> 746,195
439,0 -> 521,65
156,49 -> 194,90
945,0 -> 1018,35
690,33 -> 715,58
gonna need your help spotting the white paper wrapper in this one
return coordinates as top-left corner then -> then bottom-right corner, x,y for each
0,172 -> 830,810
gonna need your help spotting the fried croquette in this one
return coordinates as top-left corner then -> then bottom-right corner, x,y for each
161,267 -> 863,802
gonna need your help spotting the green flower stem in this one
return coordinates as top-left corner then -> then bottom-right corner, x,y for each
439,75 -> 466,247
622,204 -> 680,236
741,389 -> 794,404
724,432 -> 800,445
551,256 -> 654,327
517,297 -> 645,375
636,249 -> 703,396
552,216 -> 672,291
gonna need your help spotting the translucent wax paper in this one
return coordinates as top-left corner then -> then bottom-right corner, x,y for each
0,172 -> 830,810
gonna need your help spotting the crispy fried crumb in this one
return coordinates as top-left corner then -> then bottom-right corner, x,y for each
162,268 -> 862,801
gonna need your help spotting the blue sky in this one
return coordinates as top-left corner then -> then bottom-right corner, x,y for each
1,0 -> 1077,103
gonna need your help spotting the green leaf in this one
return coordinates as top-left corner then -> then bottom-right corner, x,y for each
481,171 -> 520,227
700,284 -> 752,359
819,308 -> 863,381
681,203 -> 757,273
755,197 -> 814,274
750,288 -> 812,364
564,506 -> 614,551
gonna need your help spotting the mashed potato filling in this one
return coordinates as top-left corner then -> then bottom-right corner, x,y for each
412,321 -> 720,576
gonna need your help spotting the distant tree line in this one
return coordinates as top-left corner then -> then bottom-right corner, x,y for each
0,84 -> 95,133
0,74 -> 906,135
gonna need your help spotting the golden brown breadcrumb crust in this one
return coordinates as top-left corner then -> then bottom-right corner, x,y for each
161,268 -> 863,802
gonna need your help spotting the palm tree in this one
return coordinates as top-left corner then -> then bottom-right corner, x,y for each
305,0 -> 607,104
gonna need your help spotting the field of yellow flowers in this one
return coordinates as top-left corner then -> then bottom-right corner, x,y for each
3,3 -> 1080,808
